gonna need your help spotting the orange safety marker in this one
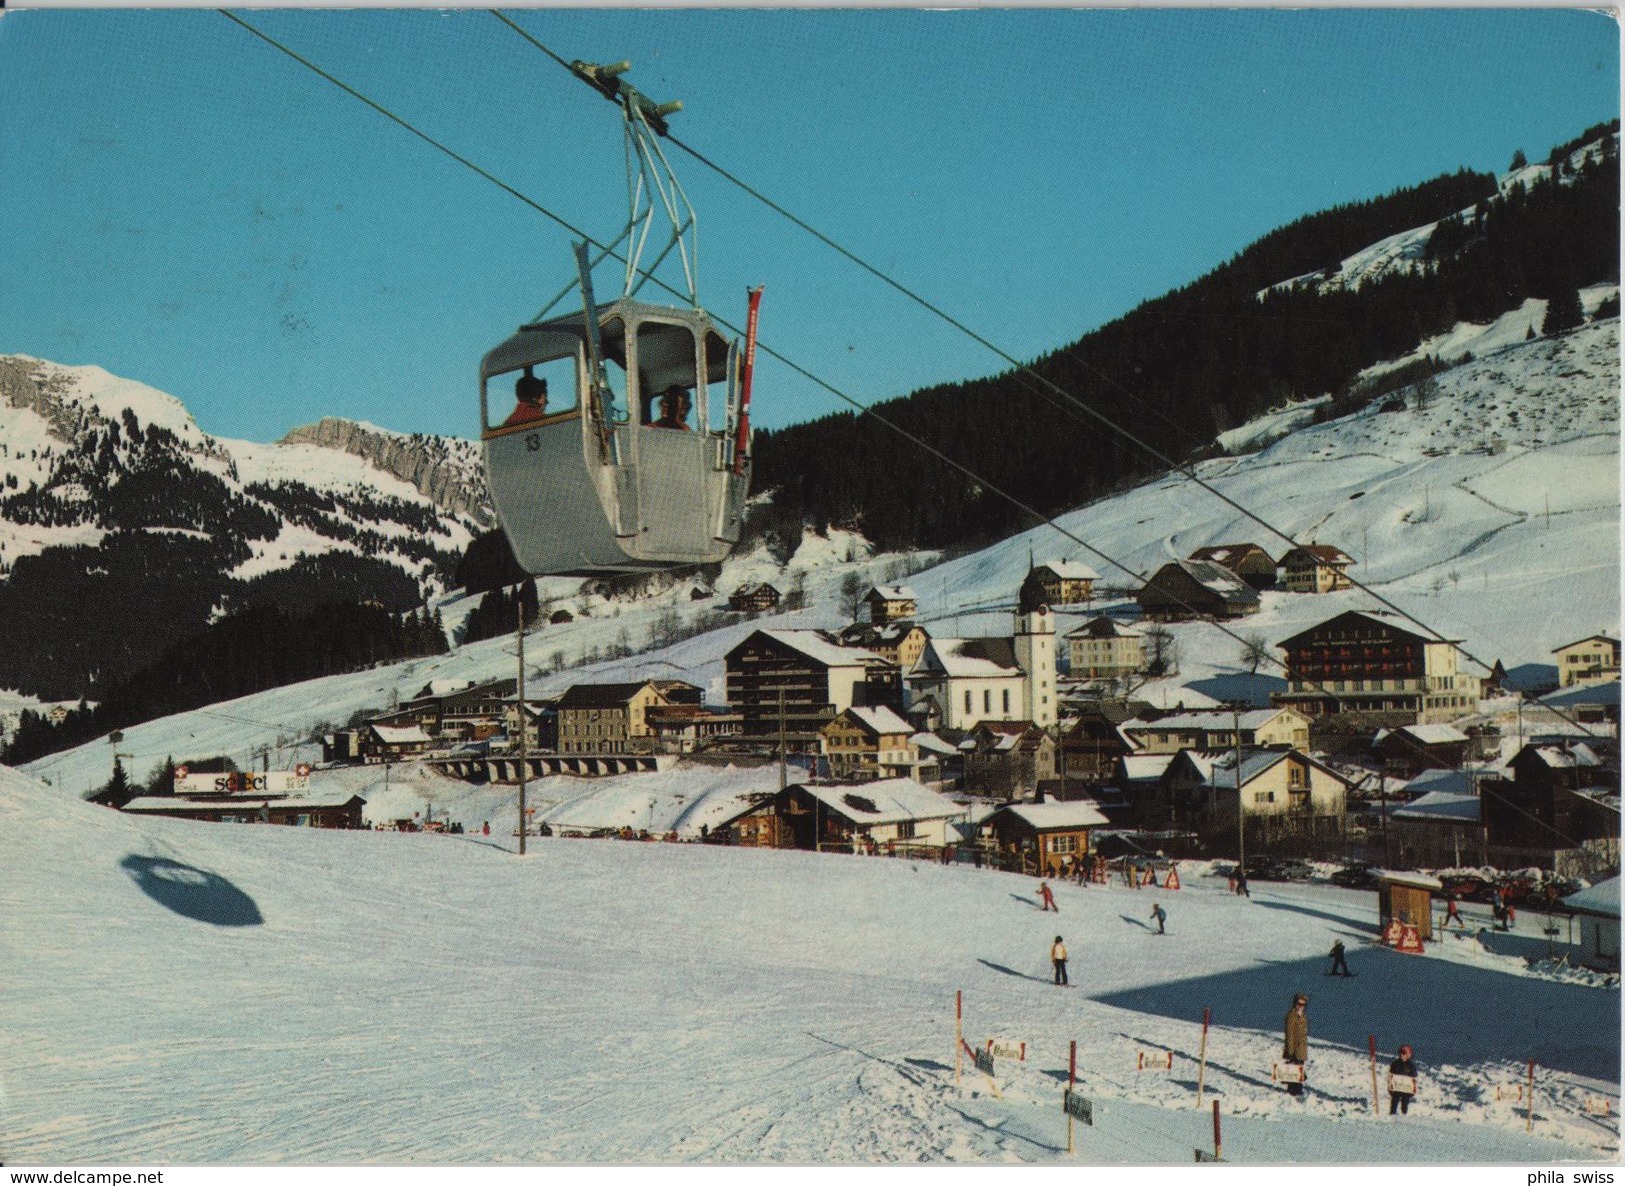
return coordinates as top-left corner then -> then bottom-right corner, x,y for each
1164,865 -> 1182,890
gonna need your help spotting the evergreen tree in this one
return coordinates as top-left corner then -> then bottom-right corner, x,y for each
1510,148 -> 1528,170
1542,285 -> 1585,336
92,757 -> 134,808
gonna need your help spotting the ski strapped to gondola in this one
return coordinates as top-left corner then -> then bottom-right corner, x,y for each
734,286 -> 762,475
574,241 -> 618,467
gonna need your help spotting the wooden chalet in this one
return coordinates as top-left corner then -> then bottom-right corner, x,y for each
1121,706 -> 1310,755
1272,610 -> 1481,725
1373,723 -> 1471,776
960,720 -> 1057,800
839,620 -> 931,672
986,799 -> 1109,877
1136,559 -> 1261,621
121,787 -> 366,829
1058,704 -> 1142,782
1187,543 -> 1278,590
820,705 -> 918,781
363,723 -> 434,763
729,583 -> 783,613
725,629 -> 898,753
1161,746 -> 1349,839
728,779 -> 965,854
1482,742 -> 1621,875
1279,544 -> 1355,594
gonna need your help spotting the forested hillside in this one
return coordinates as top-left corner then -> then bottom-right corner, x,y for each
752,124 -> 1619,552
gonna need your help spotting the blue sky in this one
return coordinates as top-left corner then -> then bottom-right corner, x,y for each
0,8 -> 1617,443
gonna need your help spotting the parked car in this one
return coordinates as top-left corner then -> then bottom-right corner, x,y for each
1330,864 -> 1378,889
1253,858 -> 1314,882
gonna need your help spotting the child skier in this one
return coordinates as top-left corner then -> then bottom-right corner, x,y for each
1328,939 -> 1351,976
1039,881 -> 1058,912
1150,903 -> 1167,934
1388,1044 -> 1418,1115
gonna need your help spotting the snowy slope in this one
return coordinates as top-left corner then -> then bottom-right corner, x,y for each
0,766 -> 1612,1164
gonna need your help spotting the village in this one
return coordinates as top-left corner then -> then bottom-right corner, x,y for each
108,544 -> 1622,973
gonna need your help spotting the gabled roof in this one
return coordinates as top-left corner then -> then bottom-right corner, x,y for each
795,779 -> 964,825
840,620 -> 926,647
746,628 -> 884,669
1392,791 -> 1480,824
1563,876 -> 1620,918
1143,559 -> 1260,603
557,681 -> 655,710
995,800 -> 1110,830
1281,544 -> 1355,566
1034,560 -> 1101,581
370,724 -> 433,744
1126,707 -> 1294,733
913,636 -> 1022,679
911,732 -> 959,757
1277,609 -> 1447,650
1375,723 -> 1470,746
832,705 -> 915,737
1519,742 -> 1604,770
1203,747 -> 1350,791
1540,682 -> 1622,710
1065,616 -> 1142,640
868,584 -> 917,601
1552,634 -> 1621,653
1189,543 -> 1273,566
1119,753 -> 1176,782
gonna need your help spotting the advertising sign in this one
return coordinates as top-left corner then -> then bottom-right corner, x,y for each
176,771 -> 310,796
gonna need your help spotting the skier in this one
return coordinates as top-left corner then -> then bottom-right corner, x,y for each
1282,992 -> 1309,1096
1039,880 -> 1058,912
1235,870 -> 1251,898
1051,935 -> 1069,986
481,820 -> 490,836
1150,902 -> 1167,934
1444,895 -> 1464,930
1388,1044 -> 1418,1115
1328,939 -> 1351,977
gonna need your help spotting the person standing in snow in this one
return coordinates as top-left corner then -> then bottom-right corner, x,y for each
1282,993 -> 1309,1096
1051,935 -> 1069,985
1388,1044 -> 1418,1115
1150,903 -> 1167,934
1328,939 -> 1351,976
1235,870 -> 1250,898
1444,895 -> 1464,929
1039,880 -> 1058,912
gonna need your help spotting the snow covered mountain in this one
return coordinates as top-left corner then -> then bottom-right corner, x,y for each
0,356 -> 491,698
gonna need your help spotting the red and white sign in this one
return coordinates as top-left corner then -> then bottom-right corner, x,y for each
1395,924 -> 1424,954
177,771 -> 310,796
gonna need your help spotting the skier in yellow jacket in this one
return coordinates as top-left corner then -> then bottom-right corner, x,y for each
1051,936 -> 1069,986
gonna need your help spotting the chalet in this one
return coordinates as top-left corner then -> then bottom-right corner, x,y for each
1066,617 -> 1144,680
839,620 -> 931,672
1121,707 -> 1310,755
820,705 -> 918,781
1030,560 -> 1100,606
1279,545 -> 1355,594
121,787 -> 366,829
1058,705 -> 1142,782
363,723 -> 434,763
910,730 -> 960,787
1162,746 -> 1349,839
1553,634 -> 1621,688
863,584 -> 918,623
1188,543 -> 1278,590
907,602 -> 1057,730
1562,877 -> 1621,973
1272,610 -> 1482,725
725,629 -> 896,753
1137,559 -> 1261,621
1113,753 -> 1177,819
986,799 -> 1110,877
1391,790 -> 1483,869
1482,742 -> 1621,875
436,680 -> 519,741
1373,723 -> 1471,776
960,720 -> 1057,800
1538,680 -> 1621,726
729,583 -> 782,614
730,779 -> 965,854
556,681 -> 668,755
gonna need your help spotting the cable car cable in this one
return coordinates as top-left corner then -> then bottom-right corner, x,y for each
220,12 -> 1605,777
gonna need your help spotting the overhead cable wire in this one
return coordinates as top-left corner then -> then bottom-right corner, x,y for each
218,11 -> 1611,838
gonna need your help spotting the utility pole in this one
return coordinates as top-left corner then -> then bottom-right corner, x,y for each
1232,703 -> 1246,871
518,596 -> 528,857
777,687 -> 788,794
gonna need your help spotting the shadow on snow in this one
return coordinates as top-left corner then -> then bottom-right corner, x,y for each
120,854 -> 263,927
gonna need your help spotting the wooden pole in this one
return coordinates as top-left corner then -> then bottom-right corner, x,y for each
1211,1098 -> 1222,1161
1368,1035 -> 1380,1116
955,991 -> 963,1089
1196,1007 -> 1211,1107
1527,1058 -> 1535,1132
1068,1039 -> 1077,1154
517,597 -> 527,857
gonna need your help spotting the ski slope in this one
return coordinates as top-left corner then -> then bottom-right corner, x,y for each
0,768 -> 1614,1165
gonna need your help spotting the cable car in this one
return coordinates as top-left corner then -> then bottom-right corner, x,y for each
480,60 -> 757,576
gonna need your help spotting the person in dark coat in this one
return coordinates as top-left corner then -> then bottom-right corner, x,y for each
1328,939 -> 1351,976
1235,870 -> 1250,898
1388,1044 -> 1418,1115
1150,903 -> 1167,934
1282,993 -> 1309,1096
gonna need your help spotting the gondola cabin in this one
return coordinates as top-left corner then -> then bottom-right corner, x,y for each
481,298 -> 751,575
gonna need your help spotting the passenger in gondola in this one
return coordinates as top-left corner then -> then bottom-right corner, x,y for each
503,367 -> 548,426
653,385 -> 693,430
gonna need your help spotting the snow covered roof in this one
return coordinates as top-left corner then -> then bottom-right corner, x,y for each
1189,543 -> 1272,566
1065,616 -> 1142,640
1525,743 -> 1604,770
840,705 -> 915,736
868,584 -> 917,601
757,629 -> 882,669
1282,544 -> 1354,566
917,637 -> 1022,678
369,724 -> 432,744
1378,723 -> 1470,746
1540,682 -> 1622,709
1119,754 -> 1176,782
1173,559 -> 1260,600
1401,767 -> 1479,797
121,788 -> 365,812
1129,708 -> 1292,732
910,732 -> 959,757
1035,560 -> 1101,581
796,779 -> 965,825
1563,876 -> 1620,918
1392,791 -> 1481,824
997,800 -> 1109,830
